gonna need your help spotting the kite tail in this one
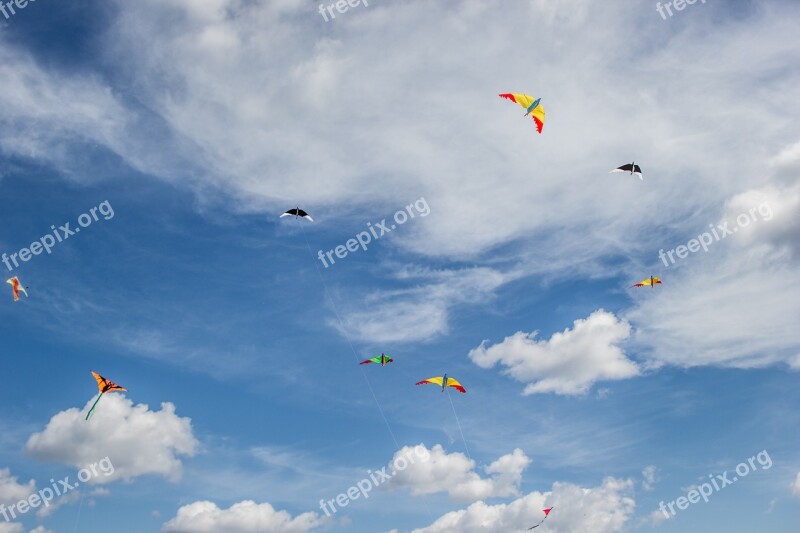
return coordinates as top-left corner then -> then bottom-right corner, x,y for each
85,394 -> 103,421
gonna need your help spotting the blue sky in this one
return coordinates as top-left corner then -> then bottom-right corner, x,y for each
1,1 -> 800,532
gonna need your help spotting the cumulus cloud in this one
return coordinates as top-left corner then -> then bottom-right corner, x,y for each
411,477 -> 635,533
0,524 -> 23,533
0,469 -> 34,506
470,310 -> 639,395
161,500 -> 326,533
388,445 -> 530,502
793,472 -> 800,497
25,394 -> 198,483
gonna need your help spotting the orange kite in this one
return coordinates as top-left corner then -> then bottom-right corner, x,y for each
85,371 -> 127,421
5,277 -> 28,301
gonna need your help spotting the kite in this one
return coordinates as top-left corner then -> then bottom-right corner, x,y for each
528,507 -> 554,530
415,374 -> 466,393
280,208 -> 314,222
5,277 -> 28,302
611,162 -> 643,180
499,93 -> 546,133
631,276 -> 662,288
360,353 -> 394,366
85,371 -> 127,421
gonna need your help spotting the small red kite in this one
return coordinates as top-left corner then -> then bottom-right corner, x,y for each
528,507 -> 554,529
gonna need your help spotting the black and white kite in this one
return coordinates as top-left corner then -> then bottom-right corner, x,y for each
280,207 -> 314,222
610,162 -> 643,180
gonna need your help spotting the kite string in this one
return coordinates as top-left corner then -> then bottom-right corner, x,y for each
447,387 -> 471,461
71,485 -> 87,533
298,223 -> 436,520
299,226 -> 401,449
85,393 -> 102,421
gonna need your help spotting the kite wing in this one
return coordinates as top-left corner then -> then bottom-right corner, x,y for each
91,371 -> 127,393
499,93 -> 545,133
445,377 -> 467,393
416,376 -> 444,387
610,164 -> 634,173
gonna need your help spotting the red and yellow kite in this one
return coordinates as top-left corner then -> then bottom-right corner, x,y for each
85,371 -> 127,421
415,374 -> 466,394
499,93 -> 546,133
631,276 -> 662,288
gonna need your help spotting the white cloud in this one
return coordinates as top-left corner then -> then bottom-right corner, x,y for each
25,394 -> 198,483
335,267 -> 510,343
0,469 -> 34,506
722,182 -> 799,255
28,527 -> 54,533
2,0 -> 798,368
388,445 -> 529,502
4,0 -> 797,265
642,465 -> 657,492
792,472 -> 800,497
411,477 -> 635,533
470,310 -> 639,395
644,508 -> 670,527
627,151 -> 800,370
35,490 -> 81,519
0,41 -> 173,184
161,500 -> 326,533
0,524 -> 23,533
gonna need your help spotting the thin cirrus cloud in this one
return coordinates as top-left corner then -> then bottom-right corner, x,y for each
4,0 -> 797,261
2,1 -> 799,358
626,142 -> 800,370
